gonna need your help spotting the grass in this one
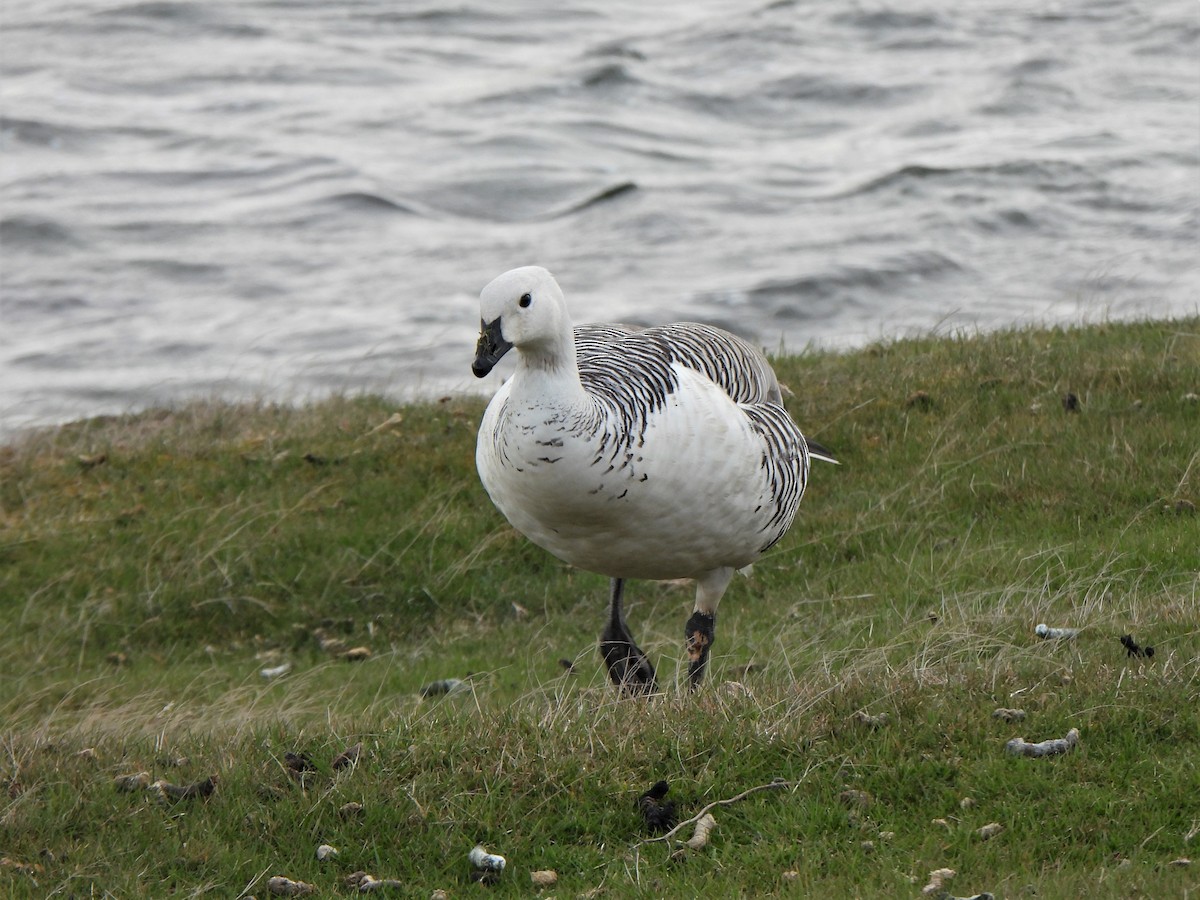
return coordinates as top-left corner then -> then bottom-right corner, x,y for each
1,317 -> 1198,898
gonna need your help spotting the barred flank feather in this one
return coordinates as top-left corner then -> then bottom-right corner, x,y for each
573,322 -> 807,554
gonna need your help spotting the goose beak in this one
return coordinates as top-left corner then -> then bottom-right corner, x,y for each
472,316 -> 513,378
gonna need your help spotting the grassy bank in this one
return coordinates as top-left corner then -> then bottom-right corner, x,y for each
1,318 -> 1197,898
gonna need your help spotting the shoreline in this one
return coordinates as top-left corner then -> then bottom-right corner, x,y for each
4,312 -> 1195,445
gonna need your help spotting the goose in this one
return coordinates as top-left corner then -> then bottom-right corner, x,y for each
471,266 -> 835,692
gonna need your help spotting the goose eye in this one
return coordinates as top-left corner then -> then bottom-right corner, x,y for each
519,293 -> 532,308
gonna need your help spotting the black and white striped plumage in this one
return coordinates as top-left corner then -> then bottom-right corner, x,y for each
472,266 -> 833,690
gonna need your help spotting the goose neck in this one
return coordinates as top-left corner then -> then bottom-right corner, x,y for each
510,354 -> 589,407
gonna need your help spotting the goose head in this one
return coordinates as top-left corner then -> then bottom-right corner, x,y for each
472,266 -> 571,378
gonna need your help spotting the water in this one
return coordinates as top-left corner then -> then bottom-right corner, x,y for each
2,0 -> 1197,435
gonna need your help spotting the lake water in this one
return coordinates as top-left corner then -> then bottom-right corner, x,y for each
2,0 -> 1197,435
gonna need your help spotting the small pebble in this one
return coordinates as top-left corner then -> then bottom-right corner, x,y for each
992,708 -> 1026,722
721,680 -> 751,697
853,710 -> 890,729
359,876 -> 406,892
469,844 -> 506,878
332,742 -> 362,770
420,678 -> 466,697
1035,623 -> 1079,639
114,772 -> 150,792
683,812 -> 717,851
1007,727 -> 1080,758
266,876 -> 316,896
315,632 -> 348,655
284,751 -> 315,778
151,775 -> 217,802
922,867 -> 956,896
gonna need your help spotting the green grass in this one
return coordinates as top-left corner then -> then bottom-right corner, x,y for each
2,318 -> 1198,898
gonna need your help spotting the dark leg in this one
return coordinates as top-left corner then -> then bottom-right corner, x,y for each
685,568 -> 732,690
599,578 -> 658,695
684,610 -> 716,689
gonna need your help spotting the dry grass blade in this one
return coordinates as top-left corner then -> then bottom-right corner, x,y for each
640,773 -> 812,846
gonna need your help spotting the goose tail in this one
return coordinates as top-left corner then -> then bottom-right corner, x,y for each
804,437 -> 840,465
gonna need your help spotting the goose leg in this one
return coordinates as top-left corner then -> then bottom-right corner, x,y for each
685,567 -> 734,688
599,578 -> 658,694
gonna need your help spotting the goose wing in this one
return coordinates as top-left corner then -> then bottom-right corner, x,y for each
574,322 -> 781,405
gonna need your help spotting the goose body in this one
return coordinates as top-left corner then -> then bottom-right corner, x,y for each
478,325 -> 809,580
472,266 -> 833,690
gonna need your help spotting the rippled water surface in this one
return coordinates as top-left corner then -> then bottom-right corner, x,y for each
2,0 -> 1197,432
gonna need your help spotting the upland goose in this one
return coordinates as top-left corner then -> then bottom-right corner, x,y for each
472,266 -> 835,692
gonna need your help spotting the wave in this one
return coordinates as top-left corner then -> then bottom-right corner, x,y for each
361,7 -> 505,27
830,9 -> 948,30
477,58 -> 647,109
0,216 -> 82,251
840,160 -> 1108,199
582,62 -> 641,90
127,259 -> 226,281
836,164 -> 950,197
92,1 -> 266,38
0,117 -> 95,150
744,251 -> 967,315
549,181 -> 637,218
411,175 -> 637,223
317,191 -> 421,216
260,190 -> 426,229
583,41 -> 647,62
760,73 -> 922,107
968,207 -> 1045,235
